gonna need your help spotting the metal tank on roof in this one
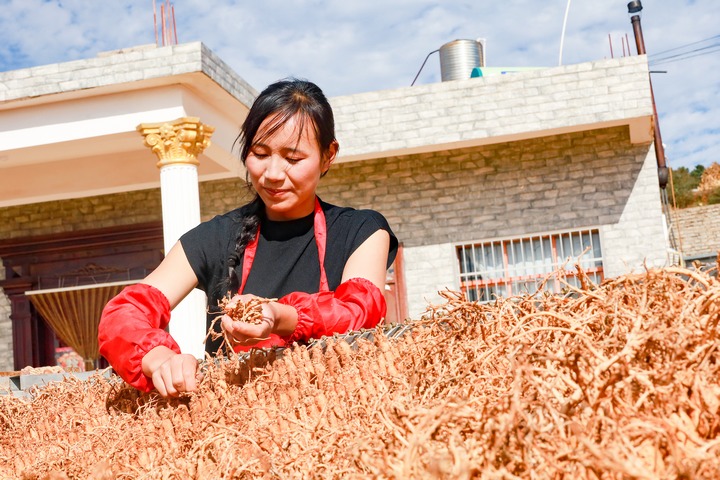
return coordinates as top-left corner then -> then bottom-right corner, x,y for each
439,38 -> 486,81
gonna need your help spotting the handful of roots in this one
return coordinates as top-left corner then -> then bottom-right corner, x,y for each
218,295 -> 269,325
2,265 -> 720,479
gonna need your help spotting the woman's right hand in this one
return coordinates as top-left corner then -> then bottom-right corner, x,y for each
220,294 -> 277,345
141,345 -> 199,397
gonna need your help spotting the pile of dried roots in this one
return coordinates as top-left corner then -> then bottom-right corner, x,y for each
2,266 -> 720,479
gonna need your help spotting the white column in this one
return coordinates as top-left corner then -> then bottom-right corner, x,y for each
137,117 -> 215,359
159,163 -> 207,358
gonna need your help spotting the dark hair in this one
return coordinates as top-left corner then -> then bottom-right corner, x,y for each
237,78 -> 337,167
223,78 -> 337,295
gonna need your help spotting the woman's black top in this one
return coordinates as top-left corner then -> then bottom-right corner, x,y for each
180,198 -> 398,353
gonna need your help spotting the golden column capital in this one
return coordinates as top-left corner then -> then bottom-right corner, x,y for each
137,117 -> 215,168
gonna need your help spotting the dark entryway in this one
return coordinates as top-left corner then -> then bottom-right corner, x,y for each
0,222 -> 164,371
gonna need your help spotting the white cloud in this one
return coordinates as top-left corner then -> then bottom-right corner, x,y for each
0,0 -> 151,67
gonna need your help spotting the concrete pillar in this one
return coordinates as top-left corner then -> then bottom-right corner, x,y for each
137,117 -> 215,359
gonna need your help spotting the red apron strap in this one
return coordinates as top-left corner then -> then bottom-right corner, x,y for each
239,197 -> 329,294
238,228 -> 260,295
313,197 -> 329,292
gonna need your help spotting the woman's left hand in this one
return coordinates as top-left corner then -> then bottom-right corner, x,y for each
220,294 -> 277,346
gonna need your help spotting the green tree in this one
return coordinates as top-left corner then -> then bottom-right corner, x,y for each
691,165 -> 705,180
707,188 -> 720,205
671,166 -> 701,208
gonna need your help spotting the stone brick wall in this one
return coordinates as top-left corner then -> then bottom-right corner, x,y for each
317,125 -> 667,317
331,55 -> 653,161
0,190 -> 162,240
0,124 -> 668,367
320,126 -> 654,248
0,179 -> 255,240
401,243 -> 458,319
670,204 -> 720,261
0,42 -> 257,106
600,148 -> 668,278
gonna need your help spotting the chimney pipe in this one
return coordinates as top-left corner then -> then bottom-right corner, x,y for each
628,0 -> 668,189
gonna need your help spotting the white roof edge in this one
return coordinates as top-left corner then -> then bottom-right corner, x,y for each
0,42 -> 258,108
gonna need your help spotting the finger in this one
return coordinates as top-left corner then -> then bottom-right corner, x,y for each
239,336 -> 271,345
222,322 -> 244,344
233,321 -> 267,338
230,293 -> 254,304
223,321 -> 249,339
170,358 -> 187,393
220,314 -> 237,335
164,375 -> 180,397
152,370 -> 170,398
182,358 -> 198,392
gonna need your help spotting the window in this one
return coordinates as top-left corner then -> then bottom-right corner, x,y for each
456,229 -> 603,302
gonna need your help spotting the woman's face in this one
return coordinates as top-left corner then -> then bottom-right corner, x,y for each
245,114 -> 337,221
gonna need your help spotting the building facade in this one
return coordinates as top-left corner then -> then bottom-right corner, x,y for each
670,204 -> 720,266
0,43 -> 670,371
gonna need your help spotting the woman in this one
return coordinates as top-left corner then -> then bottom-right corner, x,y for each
98,78 -> 398,397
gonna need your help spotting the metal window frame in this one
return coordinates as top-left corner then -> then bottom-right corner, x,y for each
455,228 -> 604,302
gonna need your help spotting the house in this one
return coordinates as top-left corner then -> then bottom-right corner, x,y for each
0,42 -> 671,371
670,204 -> 720,267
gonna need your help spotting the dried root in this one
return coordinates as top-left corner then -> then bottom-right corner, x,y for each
2,266 -> 720,478
218,296 -> 271,325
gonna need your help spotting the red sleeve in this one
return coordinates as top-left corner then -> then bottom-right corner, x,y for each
276,277 -> 386,343
97,283 -> 181,392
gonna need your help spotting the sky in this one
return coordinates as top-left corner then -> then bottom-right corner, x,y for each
0,0 -> 718,170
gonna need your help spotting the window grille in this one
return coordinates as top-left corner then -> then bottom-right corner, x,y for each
456,229 -> 603,302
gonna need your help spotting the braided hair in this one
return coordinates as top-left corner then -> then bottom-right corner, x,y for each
224,78 -> 337,295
